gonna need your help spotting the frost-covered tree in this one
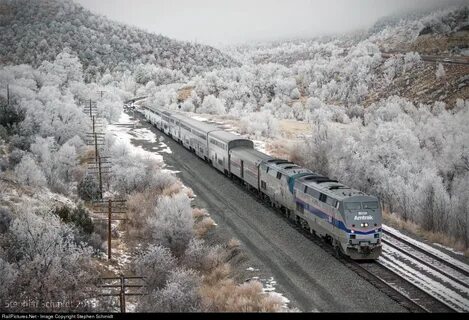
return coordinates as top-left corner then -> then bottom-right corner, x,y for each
0,204 -> 98,312
132,244 -> 177,291
136,268 -> 201,312
198,95 -> 226,115
146,193 -> 194,256
14,154 -> 46,187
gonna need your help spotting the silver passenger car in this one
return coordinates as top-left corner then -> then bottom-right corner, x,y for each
230,147 -> 273,189
207,130 -> 253,174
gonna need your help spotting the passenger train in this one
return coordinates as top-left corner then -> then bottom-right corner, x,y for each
141,105 -> 382,260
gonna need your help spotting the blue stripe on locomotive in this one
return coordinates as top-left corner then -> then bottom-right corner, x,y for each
295,198 -> 381,235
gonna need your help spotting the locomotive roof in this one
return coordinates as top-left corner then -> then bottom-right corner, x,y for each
296,174 -> 367,201
230,147 -> 273,164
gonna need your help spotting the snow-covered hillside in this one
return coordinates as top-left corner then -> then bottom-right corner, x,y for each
0,0 -> 239,81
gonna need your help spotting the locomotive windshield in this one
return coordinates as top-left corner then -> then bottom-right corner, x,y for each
363,202 -> 378,209
345,202 -> 361,210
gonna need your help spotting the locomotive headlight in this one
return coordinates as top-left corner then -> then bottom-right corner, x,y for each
361,223 -> 369,227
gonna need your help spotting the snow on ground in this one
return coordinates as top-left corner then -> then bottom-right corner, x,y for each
108,112 -> 164,165
158,142 -> 172,154
380,246 -> 469,312
246,267 -> 260,272
252,139 -> 268,155
248,275 -> 291,311
132,128 -> 157,143
108,112 -> 181,175
383,225 -> 469,274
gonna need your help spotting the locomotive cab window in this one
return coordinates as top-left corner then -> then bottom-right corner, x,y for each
276,172 -> 282,180
345,202 -> 362,210
363,202 -> 378,209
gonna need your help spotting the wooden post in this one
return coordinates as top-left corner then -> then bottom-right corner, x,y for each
120,274 -> 126,313
94,132 -> 99,164
89,99 -> 92,118
108,199 -> 112,260
98,154 -> 103,199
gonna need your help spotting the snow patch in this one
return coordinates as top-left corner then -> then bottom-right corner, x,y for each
246,267 -> 260,272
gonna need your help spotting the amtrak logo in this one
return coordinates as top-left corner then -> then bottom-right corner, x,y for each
354,215 -> 373,221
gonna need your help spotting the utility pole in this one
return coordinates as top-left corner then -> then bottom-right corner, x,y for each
83,99 -> 97,119
86,155 -> 110,199
98,154 -> 103,199
93,198 -> 127,260
99,275 -> 145,312
6,84 -> 9,105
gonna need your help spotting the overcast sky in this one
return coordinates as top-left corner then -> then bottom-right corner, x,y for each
76,0 -> 465,46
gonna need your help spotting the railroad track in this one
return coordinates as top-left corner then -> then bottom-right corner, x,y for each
379,227 -> 469,312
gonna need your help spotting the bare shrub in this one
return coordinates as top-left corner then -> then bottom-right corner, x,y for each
182,238 -> 226,273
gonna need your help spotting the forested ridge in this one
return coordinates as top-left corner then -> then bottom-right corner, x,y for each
0,0 -> 239,81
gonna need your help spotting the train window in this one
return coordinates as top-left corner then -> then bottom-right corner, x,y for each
276,172 -> 282,180
304,186 -> 308,193
345,202 -> 362,210
319,193 -> 327,203
261,181 -> 267,189
363,202 -> 378,209
266,167 -> 269,173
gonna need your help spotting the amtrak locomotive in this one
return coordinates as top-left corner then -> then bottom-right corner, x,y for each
141,106 -> 382,260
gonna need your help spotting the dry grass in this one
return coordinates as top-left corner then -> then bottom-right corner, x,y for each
177,86 -> 195,102
200,264 -> 283,312
194,216 -> 216,238
384,211 -> 469,257
278,119 -> 310,138
192,208 -> 209,219
185,187 -> 195,198
266,138 -> 295,160
162,181 -> 183,197
227,238 -> 240,250
78,148 -> 95,165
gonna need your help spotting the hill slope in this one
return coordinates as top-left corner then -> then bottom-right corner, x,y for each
0,0 -> 239,80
